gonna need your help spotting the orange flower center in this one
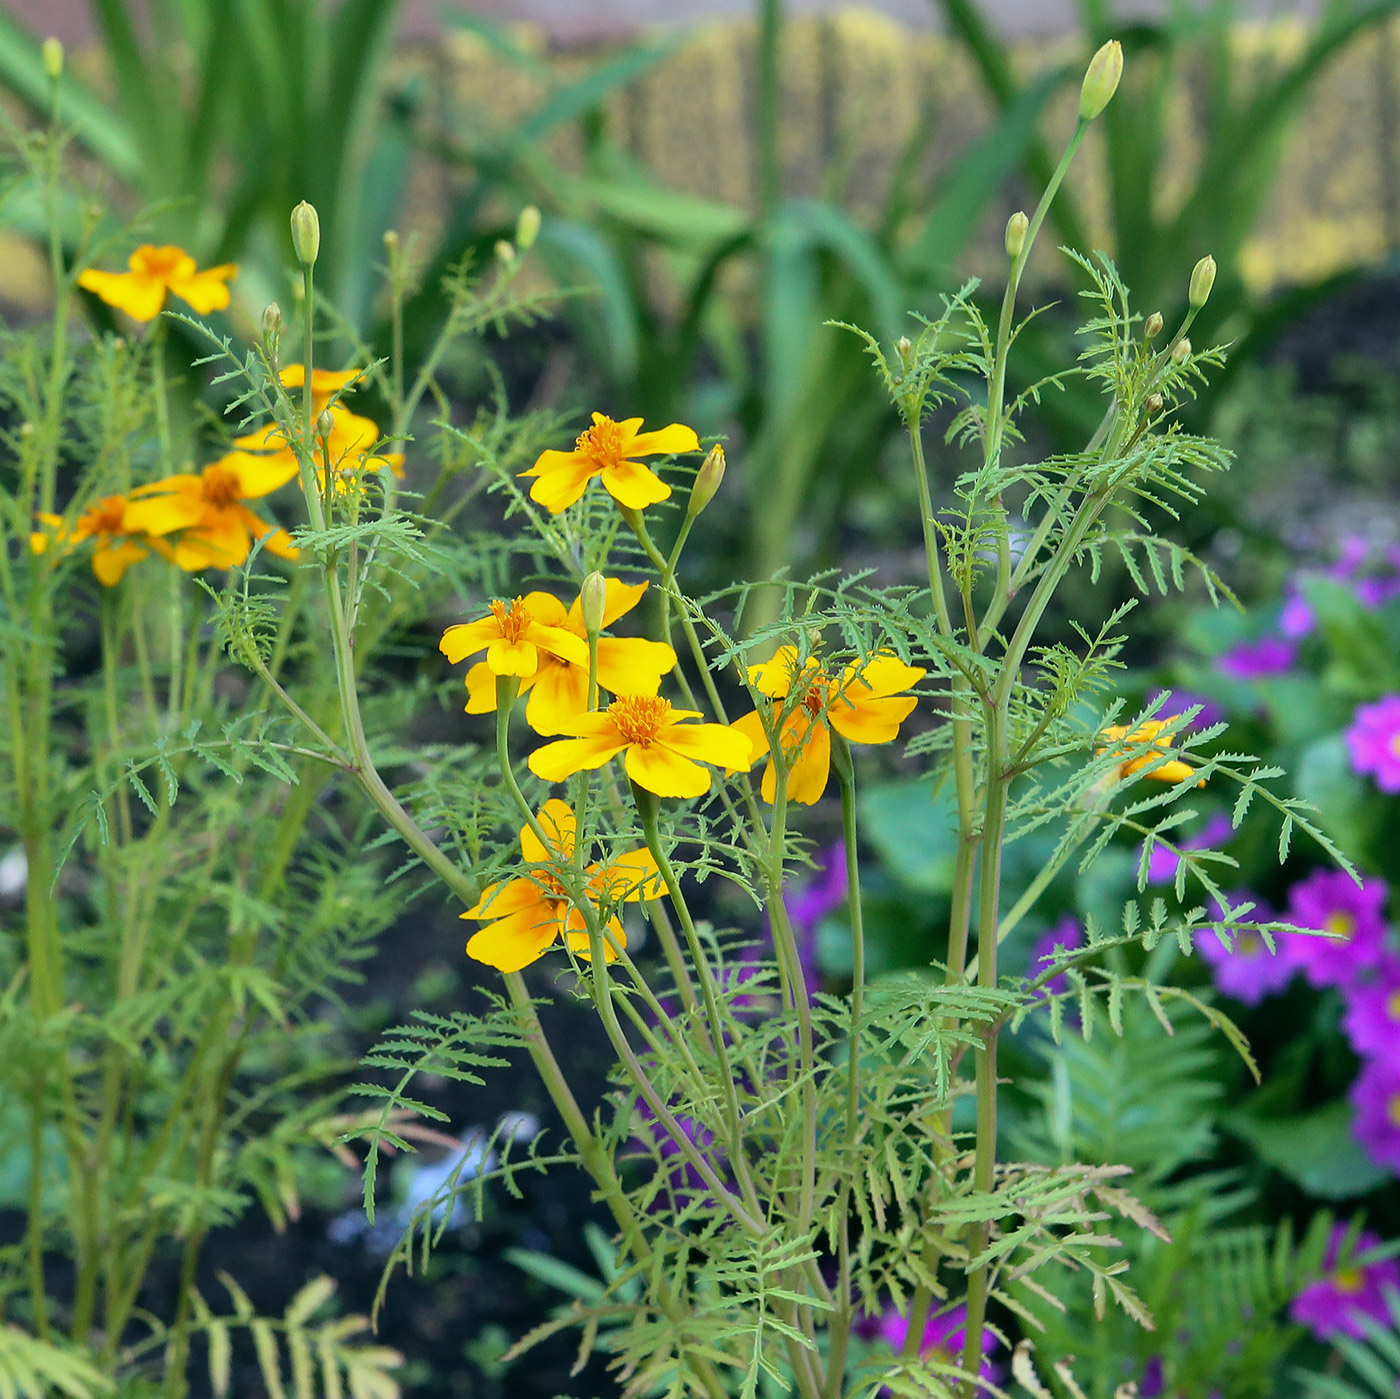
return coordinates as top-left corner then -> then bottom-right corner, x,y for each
1324,911 -> 1356,941
489,597 -> 533,643
608,694 -> 671,747
201,465 -> 243,509
1333,1266 -> 1365,1295
133,244 -> 186,277
86,496 -> 128,535
576,416 -> 626,467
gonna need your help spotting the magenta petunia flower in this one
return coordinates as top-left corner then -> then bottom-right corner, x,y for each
1030,915 -> 1084,994
1195,895 -> 1300,1005
1346,696 -> 1400,795
1291,1225 -> 1400,1341
1146,811 -> 1235,886
1285,869 -> 1389,988
857,1302 -> 997,1382
1352,1058 -> 1400,1174
1218,636 -> 1297,679
1341,956 -> 1400,1058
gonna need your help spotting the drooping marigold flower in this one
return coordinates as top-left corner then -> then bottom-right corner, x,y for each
1097,718 -> 1203,787
440,596 -> 591,680
456,579 -> 676,735
30,492 -> 199,586
78,245 -> 237,322
461,799 -> 661,972
520,413 -> 699,513
124,457 -> 299,571
529,694 -> 753,799
730,647 -> 925,804
233,402 -> 403,493
278,363 -> 361,413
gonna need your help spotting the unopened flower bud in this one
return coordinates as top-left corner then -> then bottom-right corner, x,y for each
383,229 -> 399,254
261,301 -> 282,342
579,571 -> 607,636
895,335 -> 913,368
516,205 -> 541,251
315,408 -> 334,439
1188,254 -> 1216,310
1143,311 -> 1163,340
42,37 -> 63,81
1145,393 -> 1163,415
1005,210 -> 1029,259
687,444 -> 726,518
1171,337 -> 1191,364
494,239 -> 515,265
1079,39 -> 1123,121
290,201 -> 320,267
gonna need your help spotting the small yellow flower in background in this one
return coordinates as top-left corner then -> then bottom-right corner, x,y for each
730,647 -> 926,804
234,403 -> 404,492
457,579 -> 677,735
30,493 -> 193,586
440,596 -> 590,679
529,694 -> 753,800
1098,717 -> 1205,786
278,364 -> 360,413
461,799 -> 661,972
78,245 -> 237,322
521,413 -> 699,513
125,457 -> 299,571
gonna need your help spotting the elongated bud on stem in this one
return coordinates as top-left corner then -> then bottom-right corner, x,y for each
895,336 -> 913,373
1079,40 -> 1123,121
261,302 -> 282,365
290,201 -> 320,267
1188,254 -> 1216,310
383,229 -> 399,255
1145,393 -> 1163,415
516,205 -> 541,251
1143,312 -> 1163,341
579,571 -> 607,636
687,444 -> 726,518
315,408 -> 334,439
1005,210 -> 1029,259
494,239 -> 515,265
42,37 -> 63,81
1171,337 -> 1191,364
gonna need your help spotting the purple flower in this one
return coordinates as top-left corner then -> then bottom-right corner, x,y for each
1346,695 -> 1400,795
1292,1225 -> 1400,1340
631,1099 -> 718,1200
1195,896 -> 1300,1005
1341,956 -> 1400,1058
1148,687 -> 1226,730
1030,915 -> 1084,995
782,843 -> 847,993
1351,544 -> 1400,609
858,1302 -> 997,1381
1145,811 -> 1235,886
1286,869 -> 1390,988
1139,1356 -> 1166,1397
1217,636 -> 1297,679
1280,586 -> 1316,639
1352,1059 -> 1400,1174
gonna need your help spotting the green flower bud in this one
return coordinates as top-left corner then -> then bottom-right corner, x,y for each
1145,393 -> 1163,415
290,201 -> 320,267
261,301 -> 282,341
1171,337 -> 1191,364
895,336 -> 913,368
494,239 -> 515,265
1188,254 -> 1216,310
579,571 -> 608,636
1079,40 -> 1123,121
1005,210 -> 1029,259
42,37 -> 63,82
1143,311 -> 1163,340
516,205 -> 541,251
687,444 -> 726,518
315,408 -> 335,438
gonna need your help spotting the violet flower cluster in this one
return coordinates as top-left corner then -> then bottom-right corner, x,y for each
1290,1224 -> 1400,1343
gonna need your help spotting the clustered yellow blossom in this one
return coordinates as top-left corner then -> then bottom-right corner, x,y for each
1098,718 -> 1204,786
461,800 -> 661,971
78,244 -> 237,321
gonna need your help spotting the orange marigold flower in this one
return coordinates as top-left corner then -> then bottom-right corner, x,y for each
233,402 -> 404,492
124,457 -> 299,571
78,245 -> 237,322
730,647 -> 926,804
461,799 -> 661,972
457,578 -> 676,735
520,412 -> 699,514
440,595 -> 592,681
1098,717 -> 1204,786
30,492 -> 198,586
529,694 -> 753,800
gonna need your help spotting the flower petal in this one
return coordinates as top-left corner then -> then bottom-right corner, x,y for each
520,590 -> 570,627
625,743 -> 711,799
91,540 -> 147,586
595,636 -> 676,696
841,655 -> 926,699
747,646 -> 804,699
829,693 -> 918,746
528,733 -> 627,783
527,622 -> 591,669
660,720 -> 754,772
785,720 -> 831,805
591,848 -> 663,904
78,269 -> 166,321
167,264 -> 237,314
441,617 -> 501,665
602,460 -> 671,510
522,451 -> 597,513
524,658 -> 589,736
522,799 -> 576,864
726,709 -> 768,770
564,913 -> 626,962
463,877 -> 541,920
464,661 -> 501,714
227,451 -> 300,499
624,423 -> 700,458
487,638 -> 538,677
465,900 -> 564,972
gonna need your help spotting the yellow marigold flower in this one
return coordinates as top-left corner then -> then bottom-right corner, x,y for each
440,596 -> 590,679
730,647 -> 926,804
456,579 -> 676,735
1097,717 -> 1205,786
125,457 -> 299,571
233,401 -> 404,491
77,244 -> 237,322
30,492 -> 198,586
278,363 -> 360,413
461,799 -> 661,972
529,694 -> 753,800
520,413 -> 699,514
